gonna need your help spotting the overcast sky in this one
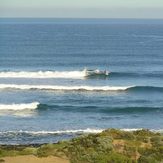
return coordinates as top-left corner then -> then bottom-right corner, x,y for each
0,0 -> 163,18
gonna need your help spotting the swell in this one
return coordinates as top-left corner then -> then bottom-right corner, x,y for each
0,84 -> 163,92
0,102 -> 160,113
109,72 -> 163,78
0,102 -> 39,111
127,86 -> 163,92
38,104 -> 163,114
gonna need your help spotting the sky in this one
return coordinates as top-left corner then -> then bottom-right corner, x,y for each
0,0 -> 163,18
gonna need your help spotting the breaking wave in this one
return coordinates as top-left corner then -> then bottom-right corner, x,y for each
0,128 -> 162,137
0,84 -> 163,92
1,128 -> 162,144
0,84 -> 132,91
0,102 -> 39,111
0,69 -> 109,79
1,70 -> 162,80
0,128 -> 103,136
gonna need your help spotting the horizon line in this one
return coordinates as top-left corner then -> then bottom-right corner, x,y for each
0,17 -> 163,20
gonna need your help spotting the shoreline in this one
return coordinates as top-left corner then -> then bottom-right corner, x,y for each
0,129 -> 162,163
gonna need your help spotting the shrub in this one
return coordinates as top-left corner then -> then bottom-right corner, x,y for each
101,129 -> 135,140
133,129 -> 159,137
151,136 -> 163,147
37,144 -> 57,157
94,152 -> 133,163
138,155 -> 158,163
19,147 -> 37,155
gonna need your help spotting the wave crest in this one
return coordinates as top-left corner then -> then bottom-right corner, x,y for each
0,70 -> 85,79
0,84 -> 162,92
0,102 -> 39,111
0,69 -> 109,79
0,128 -> 163,137
0,128 -> 103,136
0,84 -> 131,91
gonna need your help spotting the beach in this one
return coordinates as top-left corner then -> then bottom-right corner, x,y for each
2,156 -> 69,163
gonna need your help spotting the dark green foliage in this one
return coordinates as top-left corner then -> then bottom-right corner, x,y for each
133,129 -> 159,137
68,134 -> 114,163
138,146 -> 163,162
138,155 -> 159,163
94,152 -> 133,163
151,136 -> 163,147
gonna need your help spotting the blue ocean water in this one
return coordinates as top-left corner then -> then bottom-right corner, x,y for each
0,18 -> 163,144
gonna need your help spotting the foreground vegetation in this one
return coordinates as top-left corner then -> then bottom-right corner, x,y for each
0,129 -> 163,163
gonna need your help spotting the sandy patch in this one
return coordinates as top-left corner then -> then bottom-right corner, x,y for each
2,155 -> 69,163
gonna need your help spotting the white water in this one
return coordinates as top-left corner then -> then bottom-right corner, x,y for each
0,102 -> 39,111
0,69 -> 110,79
0,84 -> 132,91
0,128 -> 162,136
0,70 -> 87,79
0,129 -> 104,135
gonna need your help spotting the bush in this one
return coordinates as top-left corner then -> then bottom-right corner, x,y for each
0,149 -> 18,157
138,155 -> 158,163
37,144 -> 59,157
151,136 -> 163,147
133,129 -> 159,137
124,145 -> 137,157
94,152 -> 133,163
101,129 -> 135,140
19,147 -> 37,155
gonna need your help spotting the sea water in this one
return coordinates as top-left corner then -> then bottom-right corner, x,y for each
0,18 -> 163,144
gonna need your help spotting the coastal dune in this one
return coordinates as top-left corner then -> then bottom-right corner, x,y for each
0,129 -> 162,162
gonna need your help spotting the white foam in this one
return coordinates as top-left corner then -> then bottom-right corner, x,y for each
121,128 -> 163,133
0,69 -> 110,79
0,84 -> 132,91
1,128 -> 163,136
0,102 -> 39,111
24,128 -> 104,135
0,128 -> 104,135
0,70 -> 86,79
121,128 -> 142,131
150,129 -> 163,133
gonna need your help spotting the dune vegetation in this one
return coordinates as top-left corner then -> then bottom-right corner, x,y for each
0,129 -> 163,163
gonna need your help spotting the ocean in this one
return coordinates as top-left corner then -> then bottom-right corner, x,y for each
0,18 -> 163,144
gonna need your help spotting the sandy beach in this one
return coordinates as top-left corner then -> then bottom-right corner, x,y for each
2,155 -> 69,163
